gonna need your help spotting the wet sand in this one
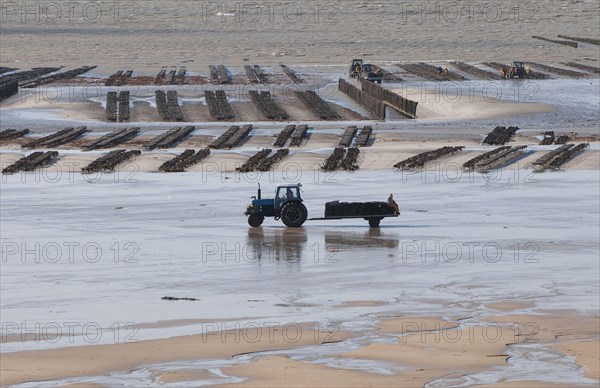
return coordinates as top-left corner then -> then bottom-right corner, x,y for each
220,313 -> 599,387
1,165 -> 599,386
2,312 -> 596,386
0,323 -> 349,386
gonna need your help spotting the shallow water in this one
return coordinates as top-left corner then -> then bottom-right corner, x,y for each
426,342 -> 600,386
1,168 -> 599,384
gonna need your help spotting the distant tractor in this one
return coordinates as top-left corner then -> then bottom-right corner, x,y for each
244,183 -> 399,228
350,58 -> 363,78
503,61 -> 530,79
349,58 -> 383,84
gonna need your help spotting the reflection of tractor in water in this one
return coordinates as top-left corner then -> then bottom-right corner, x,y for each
501,61 -> 531,79
349,59 -> 383,84
247,227 -> 308,262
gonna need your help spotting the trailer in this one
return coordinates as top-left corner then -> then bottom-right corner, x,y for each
308,200 -> 398,227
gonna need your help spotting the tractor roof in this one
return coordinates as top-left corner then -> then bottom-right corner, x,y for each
276,183 -> 302,188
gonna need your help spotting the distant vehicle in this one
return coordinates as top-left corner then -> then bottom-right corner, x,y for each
244,183 -> 398,228
503,61 -> 530,79
349,58 -> 363,78
349,58 -> 383,84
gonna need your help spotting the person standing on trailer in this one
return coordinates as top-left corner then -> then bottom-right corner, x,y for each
388,194 -> 400,214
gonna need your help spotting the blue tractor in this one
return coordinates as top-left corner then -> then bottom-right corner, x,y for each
244,183 -> 308,227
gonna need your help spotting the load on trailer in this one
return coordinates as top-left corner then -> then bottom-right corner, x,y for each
244,183 -> 399,228
320,200 -> 397,227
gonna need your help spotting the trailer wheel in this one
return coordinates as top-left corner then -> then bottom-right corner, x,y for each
368,218 -> 381,227
248,214 -> 264,227
280,202 -> 307,227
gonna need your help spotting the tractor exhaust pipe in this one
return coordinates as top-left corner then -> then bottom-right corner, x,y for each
257,183 -> 261,199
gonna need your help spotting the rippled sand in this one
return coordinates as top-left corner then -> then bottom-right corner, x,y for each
1,0 -> 599,71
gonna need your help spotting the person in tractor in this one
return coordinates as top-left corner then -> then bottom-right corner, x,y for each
388,194 -> 400,214
286,188 -> 295,200
277,188 -> 293,202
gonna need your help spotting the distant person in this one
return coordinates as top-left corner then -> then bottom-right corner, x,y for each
443,67 -> 449,75
387,194 -> 399,214
437,66 -> 443,75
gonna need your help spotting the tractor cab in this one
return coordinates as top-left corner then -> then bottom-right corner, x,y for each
508,61 -> 527,78
350,59 -> 364,78
275,184 -> 302,210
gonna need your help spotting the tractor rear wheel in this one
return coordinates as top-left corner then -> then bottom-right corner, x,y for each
248,214 -> 264,227
368,218 -> 382,227
280,202 -> 308,227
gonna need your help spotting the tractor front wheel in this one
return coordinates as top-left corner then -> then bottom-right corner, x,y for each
280,202 -> 308,227
248,214 -> 264,227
